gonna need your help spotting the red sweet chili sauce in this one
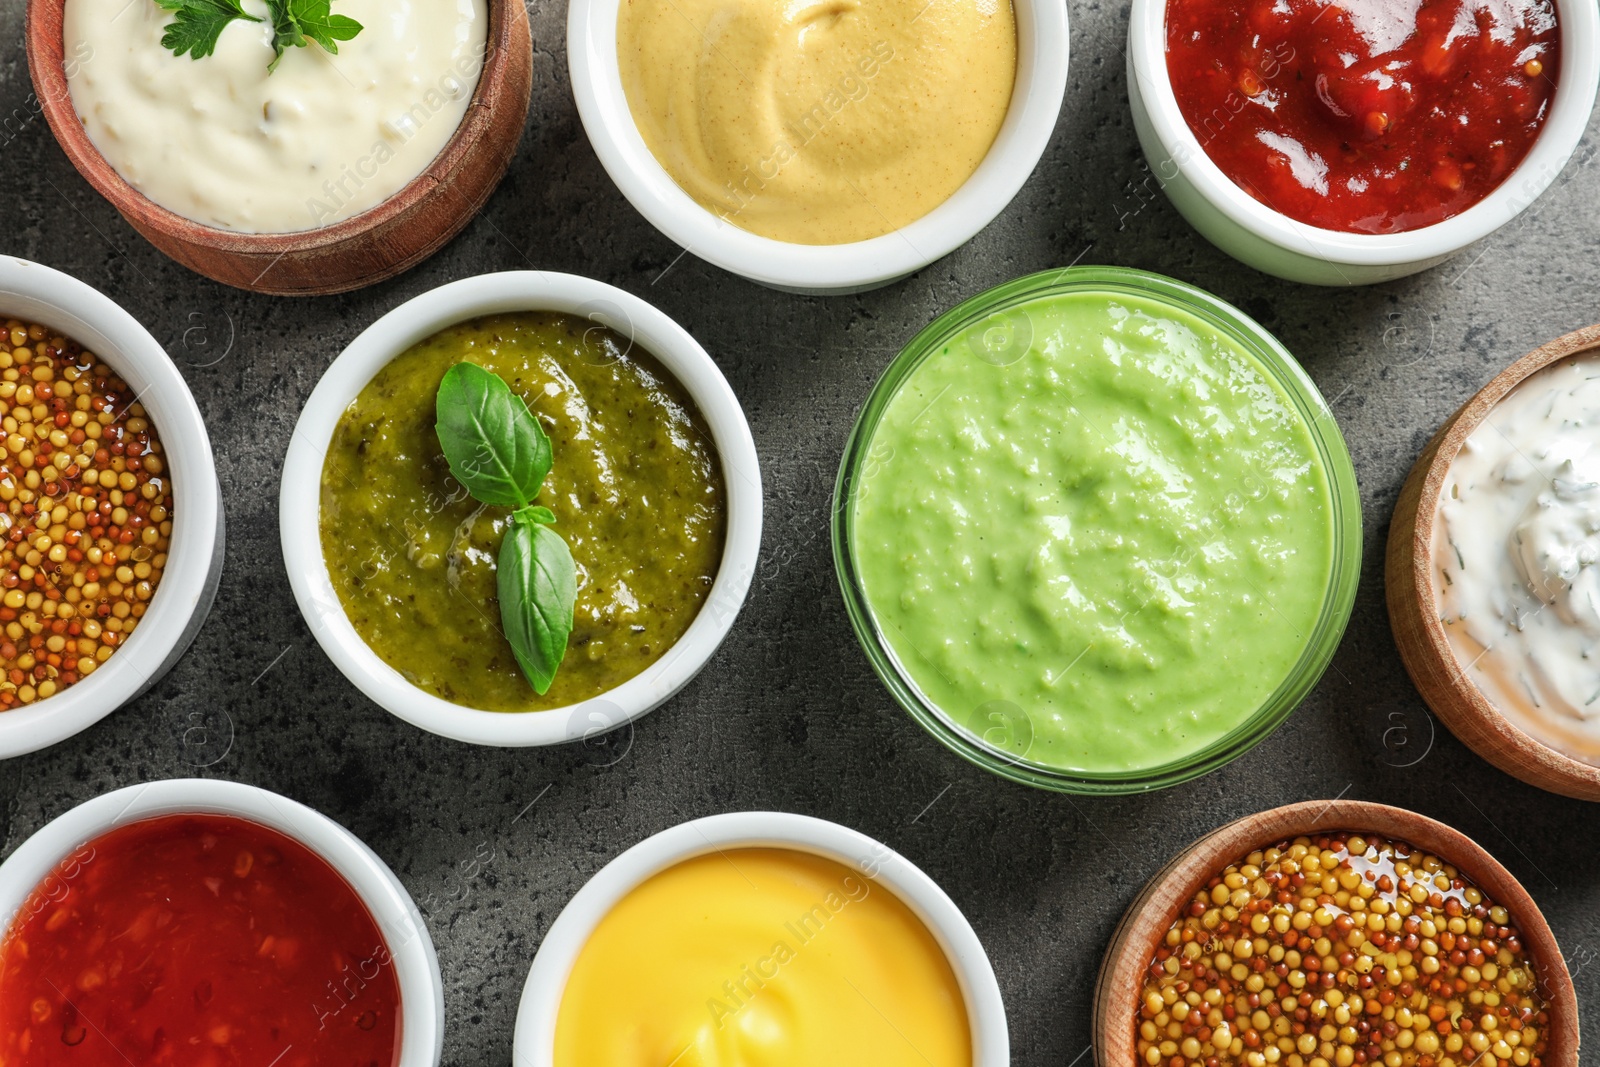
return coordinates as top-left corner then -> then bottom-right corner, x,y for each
1165,0 -> 1560,233
0,814 -> 401,1067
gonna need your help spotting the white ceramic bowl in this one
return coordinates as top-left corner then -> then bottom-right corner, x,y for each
0,257 -> 223,758
1127,0 -> 1600,286
511,811 -> 1008,1065
0,779 -> 442,1064
568,0 -> 1069,294
281,271 -> 761,747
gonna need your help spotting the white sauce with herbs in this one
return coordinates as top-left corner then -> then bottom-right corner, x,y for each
63,0 -> 486,233
1434,354 -> 1600,765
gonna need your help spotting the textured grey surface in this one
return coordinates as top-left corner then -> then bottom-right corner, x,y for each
3,1 -> 1600,1064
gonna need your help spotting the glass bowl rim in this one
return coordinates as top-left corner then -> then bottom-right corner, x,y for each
831,264 -> 1363,794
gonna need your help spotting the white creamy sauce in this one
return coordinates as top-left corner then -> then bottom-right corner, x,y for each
63,0 -> 487,233
1434,353 -> 1600,765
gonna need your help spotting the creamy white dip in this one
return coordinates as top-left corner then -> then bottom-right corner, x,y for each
1434,353 -> 1600,765
63,0 -> 487,233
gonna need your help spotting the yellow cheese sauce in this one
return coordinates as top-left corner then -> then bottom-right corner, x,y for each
553,849 -> 972,1067
616,0 -> 1017,245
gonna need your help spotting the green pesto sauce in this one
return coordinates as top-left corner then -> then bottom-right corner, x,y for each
320,313 -> 726,712
852,291 -> 1334,776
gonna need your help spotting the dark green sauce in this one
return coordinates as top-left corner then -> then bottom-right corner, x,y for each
319,313 -> 727,711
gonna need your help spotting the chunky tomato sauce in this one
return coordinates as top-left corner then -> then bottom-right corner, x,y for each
0,815 -> 401,1067
1166,0 -> 1560,233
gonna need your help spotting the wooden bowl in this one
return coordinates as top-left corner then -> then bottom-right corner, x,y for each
24,0 -> 531,296
1386,324 -> 1600,802
1092,799 -> 1579,1067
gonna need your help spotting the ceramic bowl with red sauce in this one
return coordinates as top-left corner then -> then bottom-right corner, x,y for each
0,779 -> 442,1067
1128,0 -> 1599,285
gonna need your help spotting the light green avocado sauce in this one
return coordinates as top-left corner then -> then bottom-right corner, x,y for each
852,291 -> 1334,775
320,312 -> 726,712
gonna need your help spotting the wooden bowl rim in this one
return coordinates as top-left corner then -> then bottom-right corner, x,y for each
24,0 -> 520,252
1401,323 -> 1600,793
1092,799 -> 1579,1067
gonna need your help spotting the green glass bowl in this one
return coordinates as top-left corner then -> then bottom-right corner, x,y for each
831,266 -> 1362,794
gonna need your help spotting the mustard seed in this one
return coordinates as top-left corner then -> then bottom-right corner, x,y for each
1138,833 -> 1550,1067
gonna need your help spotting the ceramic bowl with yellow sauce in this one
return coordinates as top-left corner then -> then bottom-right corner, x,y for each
569,0 -> 1067,293
512,812 -> 1008,1066
280,272 -> 762,747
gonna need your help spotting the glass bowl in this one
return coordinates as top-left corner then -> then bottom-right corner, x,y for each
832,266 -> 1362,794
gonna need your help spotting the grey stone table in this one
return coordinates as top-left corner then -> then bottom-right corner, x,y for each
3,1 -> 1598,1064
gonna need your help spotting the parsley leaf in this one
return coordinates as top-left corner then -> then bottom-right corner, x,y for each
265,0 -> 364,73
287,0 -> 363,53
264,0 -> 305,71
152,0 -> 364,74
153,0 -> 260,61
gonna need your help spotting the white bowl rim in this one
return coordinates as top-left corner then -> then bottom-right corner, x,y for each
567,0 -> 1069,290
280,270 -> 762,747
510,811 -> 1009,1066
1127,0 -> 1600,270
0,256 -> 221,758
0,778 -> 443,1067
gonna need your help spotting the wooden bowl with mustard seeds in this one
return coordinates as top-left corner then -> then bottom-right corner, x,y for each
1093,800 -> 1578,1067
1386,323 -> 1600,802
25,0 -> 531,296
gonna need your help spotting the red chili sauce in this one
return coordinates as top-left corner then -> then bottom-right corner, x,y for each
0,814 -> 401,1067
1165,0 -> 1560,233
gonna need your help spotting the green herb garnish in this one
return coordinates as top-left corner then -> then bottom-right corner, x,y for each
153,0 -> 363,72
154,0 -> 259,60
265,0 -> 363,72
435,363 -> 576,695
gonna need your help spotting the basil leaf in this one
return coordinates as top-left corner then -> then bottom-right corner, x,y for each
435,363 -> 553,509
497,514 -> 576,695
154,0 -> 261,61
520,505 -> 557,525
